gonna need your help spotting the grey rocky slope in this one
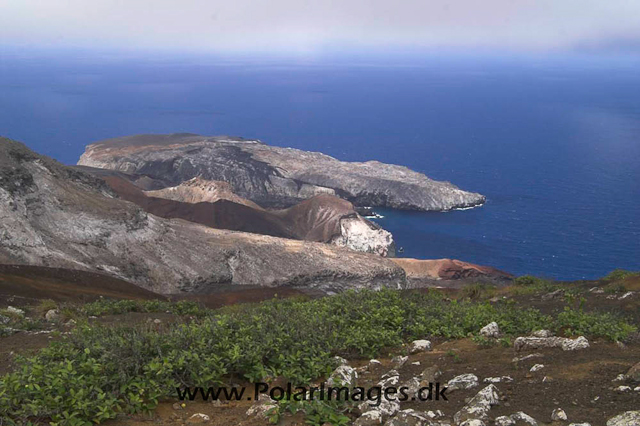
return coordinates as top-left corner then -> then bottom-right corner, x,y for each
0,137 -> 406,294
77,133 -> 485,211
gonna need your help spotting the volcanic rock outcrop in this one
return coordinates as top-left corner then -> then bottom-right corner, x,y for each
0,137 -> 407,293
146,177 -> 262,209
81,171 -> 395,256
392,258 -> 514,286
77,133 -> 485,211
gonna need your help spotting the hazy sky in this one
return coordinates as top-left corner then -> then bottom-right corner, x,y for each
2,0 -> 640,54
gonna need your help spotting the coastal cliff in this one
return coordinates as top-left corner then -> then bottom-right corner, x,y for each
0,137 -> 406,293
77,133 -> 486,211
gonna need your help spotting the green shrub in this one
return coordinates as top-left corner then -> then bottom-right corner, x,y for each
36,299 -> 58,316
514,275 -> 543,286
555,307 -> 637,341
603,269 -> 640,282
73,298 -> 207,318
459,283 -> 497,300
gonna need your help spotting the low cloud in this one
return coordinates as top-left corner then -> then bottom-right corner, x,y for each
2,0 -> 640,53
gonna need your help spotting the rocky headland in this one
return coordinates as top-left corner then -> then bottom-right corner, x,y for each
0,137 -> 406,294
77,133 -> 486,211
1,136 -> 504,295
392,258 -> 514,287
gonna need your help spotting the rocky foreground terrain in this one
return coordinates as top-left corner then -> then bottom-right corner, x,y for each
77,133 -> 486,211
0,273 -> 638,425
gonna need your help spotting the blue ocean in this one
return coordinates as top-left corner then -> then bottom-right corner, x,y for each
1,48 -> 639,280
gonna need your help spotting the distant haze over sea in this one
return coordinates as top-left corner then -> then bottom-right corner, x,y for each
1,48 -> 639,280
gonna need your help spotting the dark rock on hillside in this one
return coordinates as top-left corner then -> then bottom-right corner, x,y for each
77,133 -> 486,211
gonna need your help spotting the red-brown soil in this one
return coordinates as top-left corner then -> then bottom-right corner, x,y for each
0,264 -> 164,307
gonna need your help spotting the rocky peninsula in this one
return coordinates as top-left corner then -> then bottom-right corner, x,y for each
77,133 -> 486,211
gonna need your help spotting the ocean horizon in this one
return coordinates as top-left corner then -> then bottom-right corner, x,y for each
1,48 -> 639,280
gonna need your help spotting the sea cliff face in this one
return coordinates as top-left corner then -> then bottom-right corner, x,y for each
0,137 -> 407,294
77,133 -> 486,211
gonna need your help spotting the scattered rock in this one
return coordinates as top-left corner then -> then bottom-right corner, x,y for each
615,386 -> 631,392
369,359 -> 382,368
447,373 -> 479,392
509,412 -> 538,426
246,401 -> 276,419
409,340 -> 432,354
45,309 -> 60,322
412,361 -> 421,366
0,315 -> 10,325
382,410 -> 420,426
512,353 -> 543,363
613,374 -> 627,382
619,291 -> 635,300
384,409 -> 447,426
153,318 -> 162,324
568,424 -> 591,426
561,336 -> 589,351
172,402 -> 184,410
483,376 -> 513,384
552,408 -> 568,421
513,336 -> 589,352
425,410 -> 445,419
334,356 -> 349,366
64,319 -> 77,326
495,416 -> 515,426
392,355 -> 409,368
530,364 -> 544,372
358,399 -> 400,419
606,411 -> 640,426
328,365 -> 358,386
401,377 -> 421,399
355,410 -> 384,426
378,369 -> 401,387
531,330 -> 552,338
542,290 -> 564,300
459,420 -> 485,426
627,362 -> 640,382
453,384 -> 500,424
479,322 -> 500,338
6,306 -> 24,317
382,369 -> 400,379
186,413 -> 210,424
420,365 -> 442,384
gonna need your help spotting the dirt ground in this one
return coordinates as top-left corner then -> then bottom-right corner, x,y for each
0,264 -> 164,307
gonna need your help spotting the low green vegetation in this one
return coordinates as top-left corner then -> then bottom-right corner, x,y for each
603,269 -> 640,282
0,308 -> 45,337
70,298 -> 208,317
0,288 -> 637,425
